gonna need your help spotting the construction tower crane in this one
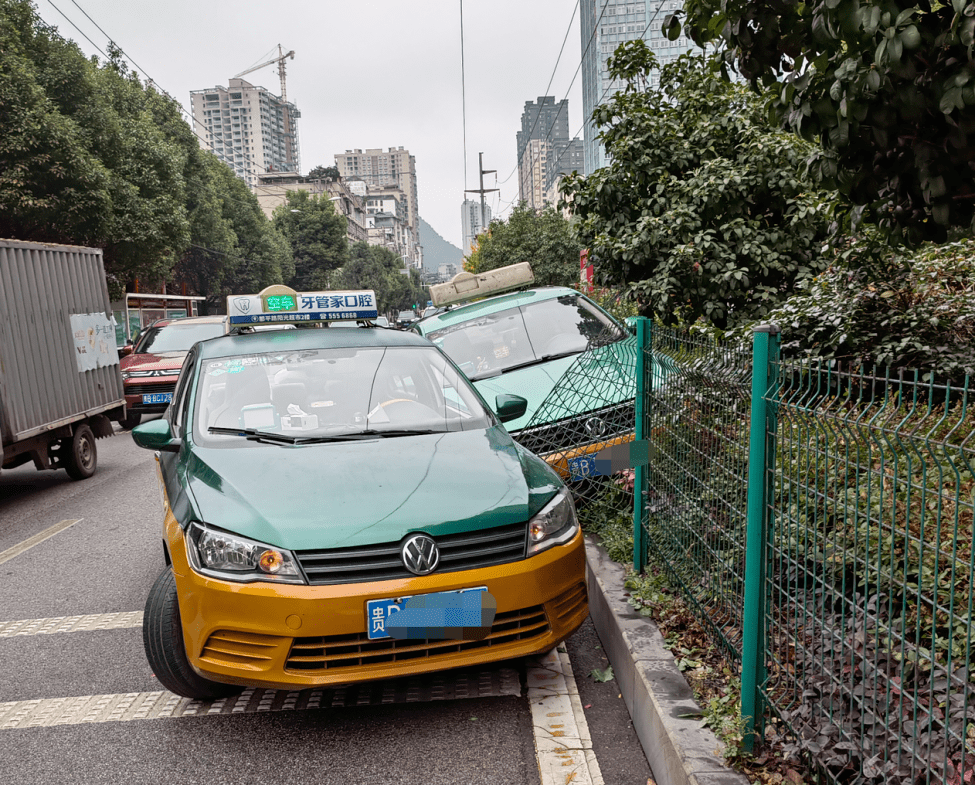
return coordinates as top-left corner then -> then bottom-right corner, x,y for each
233,45 -> 295,102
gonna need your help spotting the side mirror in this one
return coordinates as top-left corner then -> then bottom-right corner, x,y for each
624,316 -> 638,335
495,394 -> 528,424
119,343 -> 134,356
131,419 -> 181,453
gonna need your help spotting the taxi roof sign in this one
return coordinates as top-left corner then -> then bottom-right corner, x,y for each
429,263 -> 534,308
227,285 -> 378,326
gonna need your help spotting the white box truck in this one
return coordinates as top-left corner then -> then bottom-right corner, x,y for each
0,239 -> 126,479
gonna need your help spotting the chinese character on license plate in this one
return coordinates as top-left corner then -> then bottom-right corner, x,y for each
141,392 -> 173,405
365,587 -> 493,641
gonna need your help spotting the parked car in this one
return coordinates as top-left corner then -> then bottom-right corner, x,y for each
412,265 -> 636,480
131,285 -> 587,699
119,315 -> 229,428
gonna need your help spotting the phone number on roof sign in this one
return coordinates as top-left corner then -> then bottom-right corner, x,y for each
229,310 -> 378,324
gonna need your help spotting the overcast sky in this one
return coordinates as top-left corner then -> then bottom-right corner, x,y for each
34,0 -> 586,249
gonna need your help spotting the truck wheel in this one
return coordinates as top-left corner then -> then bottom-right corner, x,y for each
143,568 -> 244,701
64,424 -> 97,480
120,411 -> 142,430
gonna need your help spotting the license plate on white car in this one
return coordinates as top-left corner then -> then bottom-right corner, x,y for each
141,392 -> 173,405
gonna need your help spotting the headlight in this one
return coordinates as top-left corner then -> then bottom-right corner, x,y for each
528,488 -> 579,555
185,522 -> 305,584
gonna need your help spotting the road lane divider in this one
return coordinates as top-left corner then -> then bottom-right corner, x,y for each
527,647 -> 605,785
0,612 -> 143,638
0,667 -> 523,729
0,519 -> 83,566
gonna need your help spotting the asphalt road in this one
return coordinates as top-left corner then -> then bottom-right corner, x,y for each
0,425 -> 652,785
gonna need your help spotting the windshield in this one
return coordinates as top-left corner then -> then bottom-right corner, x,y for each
136,322 -> 225,354
194,345 -> 494,444
426,295 -> 625,380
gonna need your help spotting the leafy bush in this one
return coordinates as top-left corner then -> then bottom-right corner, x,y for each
744,238 -> 975,379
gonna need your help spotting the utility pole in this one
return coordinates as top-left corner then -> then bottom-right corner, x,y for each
465,152 -> 498,236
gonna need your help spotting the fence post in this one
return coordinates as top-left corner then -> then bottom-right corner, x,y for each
741,324 -> 780,752
633,317 -> 650,573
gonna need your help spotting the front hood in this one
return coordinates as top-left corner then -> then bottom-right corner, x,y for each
121,351 -> 187,371
183,426 -> 531,551
473,356 -> 578,432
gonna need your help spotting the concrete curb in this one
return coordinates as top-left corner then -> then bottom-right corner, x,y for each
584,536 -> 749,785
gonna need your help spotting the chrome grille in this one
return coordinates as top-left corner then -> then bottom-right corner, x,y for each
295,521 -> 528,585
513,399 -> 635,456
124,382 -> 177,397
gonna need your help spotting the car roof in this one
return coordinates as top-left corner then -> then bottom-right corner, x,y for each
146,315 -> 228,329
413,286 -> 578,333
196,324 -> 433,360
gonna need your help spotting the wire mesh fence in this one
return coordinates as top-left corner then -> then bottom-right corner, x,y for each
512,326 -> 639,532
766,362 -> 975,784
641,324 -> 753,661
638,323 -> 975,784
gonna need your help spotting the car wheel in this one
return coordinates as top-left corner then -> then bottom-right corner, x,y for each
143,568 -> 244,701
64,424 -> 97,480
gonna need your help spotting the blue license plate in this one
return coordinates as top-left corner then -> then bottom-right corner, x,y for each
366,586 -> 489,641
567,455 -> 599,480
141,392 -> 173,405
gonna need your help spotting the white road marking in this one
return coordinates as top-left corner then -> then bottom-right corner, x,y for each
0,612 -> 143,638
0,519 -> 83,566
0,670 -> 523,729
527,647 -> 605,785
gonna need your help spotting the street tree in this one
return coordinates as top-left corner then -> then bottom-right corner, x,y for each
0,0 -> 111,245
673,0 -> 975,244
561,45 -> 833,329
464,203 -> 582,287
335,242 -> 411,314
173,154 -> 293,301
306,165 -> 339,181
272,189 -> 349,290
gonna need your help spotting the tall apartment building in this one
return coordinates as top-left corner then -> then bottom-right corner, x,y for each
581,0 -> 696,174
190,78 -> 300,187
461,198 -> 492,254
516,97 -> 570,209
334,148 -> 419,259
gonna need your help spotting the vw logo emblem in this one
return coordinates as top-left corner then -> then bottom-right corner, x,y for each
233,297 -> 251,314
401,534 -> 440,575
584,417 -> 609,439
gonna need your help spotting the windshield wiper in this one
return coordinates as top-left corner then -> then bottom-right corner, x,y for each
297,429 -> 442,443
476,350 -> 583,379
207,427 -> 303,445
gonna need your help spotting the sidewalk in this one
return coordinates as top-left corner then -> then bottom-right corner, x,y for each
584,536 -> 749,785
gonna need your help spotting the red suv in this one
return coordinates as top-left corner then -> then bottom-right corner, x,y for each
119,316 -> 229,428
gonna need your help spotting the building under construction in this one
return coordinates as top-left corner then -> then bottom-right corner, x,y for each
190,48 -> 300,186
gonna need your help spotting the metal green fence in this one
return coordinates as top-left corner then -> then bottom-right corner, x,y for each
636,319 -> 975,784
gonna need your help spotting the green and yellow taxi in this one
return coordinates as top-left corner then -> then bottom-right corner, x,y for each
412,265 -> 637,481
132,286 -> 588,699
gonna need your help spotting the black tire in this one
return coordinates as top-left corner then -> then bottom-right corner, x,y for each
143,568 -> 244,700
120,411 -> 142,430
64,424 -> 97,480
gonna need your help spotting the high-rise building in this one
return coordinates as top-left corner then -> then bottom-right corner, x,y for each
461,198 -> 492,254
581,0 -> 697,174
516,97 -> 570,208
190,78 -> 300,187
335,148 -> 421,268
